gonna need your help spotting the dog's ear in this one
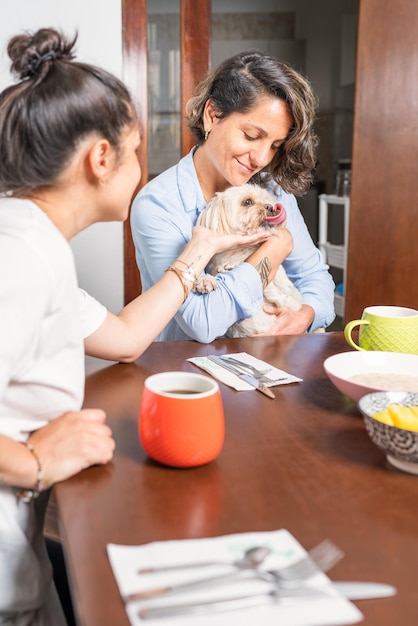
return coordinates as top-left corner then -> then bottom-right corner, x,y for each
199,192 -> 232,234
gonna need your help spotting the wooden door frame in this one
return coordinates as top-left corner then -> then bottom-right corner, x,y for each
345,0 -> 418,320
121,0 -> 148,304
121,0 -> 211,305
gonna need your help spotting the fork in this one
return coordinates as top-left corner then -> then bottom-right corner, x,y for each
274,539 -> 344,584
123,539 -> 344,603
220,356 -> 272,377
219,355 -> 286,384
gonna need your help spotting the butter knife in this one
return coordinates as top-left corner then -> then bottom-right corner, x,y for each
207,356 -> 275,399
138,582 -> 397,619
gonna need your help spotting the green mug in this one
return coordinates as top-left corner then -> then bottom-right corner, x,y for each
344,306 -> 418,355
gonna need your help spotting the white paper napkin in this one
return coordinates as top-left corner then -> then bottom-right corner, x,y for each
107,529 -> 362,626
188,352 -> 302,391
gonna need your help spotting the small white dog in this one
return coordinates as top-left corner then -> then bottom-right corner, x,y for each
194,183 -> 302,337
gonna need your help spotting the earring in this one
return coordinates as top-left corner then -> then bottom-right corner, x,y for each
204,129 -> 210,141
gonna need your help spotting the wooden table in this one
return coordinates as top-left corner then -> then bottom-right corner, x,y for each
55,332 -> 418,625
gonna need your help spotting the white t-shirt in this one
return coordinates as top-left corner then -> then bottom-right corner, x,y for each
0,197 -> 84,439
0,197 -> 106,440
0,197 -> 106,620
78,287 -> 107,340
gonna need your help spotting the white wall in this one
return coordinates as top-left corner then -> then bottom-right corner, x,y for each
0,0 -> 124,313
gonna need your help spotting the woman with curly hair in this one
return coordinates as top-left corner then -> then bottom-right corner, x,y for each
131,51 -> 335,342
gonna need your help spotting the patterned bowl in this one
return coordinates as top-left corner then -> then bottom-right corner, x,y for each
358,391 -> 418,474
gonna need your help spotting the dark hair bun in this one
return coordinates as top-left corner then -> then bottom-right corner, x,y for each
7,27 -> 77,79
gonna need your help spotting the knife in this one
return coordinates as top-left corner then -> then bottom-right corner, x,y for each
137,582 -> 397,619
334,581 -> 396,600
207,356 -> 275,399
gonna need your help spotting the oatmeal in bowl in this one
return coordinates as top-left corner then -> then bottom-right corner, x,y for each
323,351 -> 418,402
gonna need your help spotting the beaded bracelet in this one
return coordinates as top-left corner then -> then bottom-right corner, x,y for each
13,441 -> 45,503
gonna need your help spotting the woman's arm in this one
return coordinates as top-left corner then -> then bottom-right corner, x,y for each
245,228 -> 293,287
280,192 -> 336,332
252,188 -> 335,335
85,226 -> 272,361
0,409 -> 114,491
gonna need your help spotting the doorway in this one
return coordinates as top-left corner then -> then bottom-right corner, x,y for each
122,0 -> 359,305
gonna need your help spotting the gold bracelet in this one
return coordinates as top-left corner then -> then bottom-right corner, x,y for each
173,259 -> 190,269
172,260 -> 198,284
165,266 -> 189,303
173,255 -> 202,284
179,269 -> 197,283
13,441 -> 45,503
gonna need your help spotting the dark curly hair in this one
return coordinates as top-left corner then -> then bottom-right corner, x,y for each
0,28 -> 137,195
186,51 -> 318,195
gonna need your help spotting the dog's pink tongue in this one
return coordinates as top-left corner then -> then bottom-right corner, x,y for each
266,203 -> 287,225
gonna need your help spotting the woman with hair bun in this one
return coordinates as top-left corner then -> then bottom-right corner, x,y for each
131,51 -> 336,342
0,28 -> 270,624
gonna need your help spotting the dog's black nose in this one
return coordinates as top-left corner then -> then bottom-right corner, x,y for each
266,204 -> 274,213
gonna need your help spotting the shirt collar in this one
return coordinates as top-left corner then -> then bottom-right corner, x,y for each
177,147 -> 207,215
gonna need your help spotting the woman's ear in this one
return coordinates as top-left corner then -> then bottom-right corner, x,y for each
203,100 -> 220,131
86,139 -> 113,184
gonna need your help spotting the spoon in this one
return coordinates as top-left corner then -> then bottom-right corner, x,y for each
138,546 -> 271,575
125,547 -> 271,604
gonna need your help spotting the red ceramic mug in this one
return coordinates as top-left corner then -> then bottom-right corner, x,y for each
139,372 -> 224,468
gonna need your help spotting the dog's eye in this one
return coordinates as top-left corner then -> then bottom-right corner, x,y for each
242,198 -> 254,207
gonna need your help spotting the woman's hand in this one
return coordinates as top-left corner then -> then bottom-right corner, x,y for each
28,409 -> 115,489
191,225 -> 271,255
255,303 -> 315,336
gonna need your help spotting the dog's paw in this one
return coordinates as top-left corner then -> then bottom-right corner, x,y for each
193,274 -> 218,294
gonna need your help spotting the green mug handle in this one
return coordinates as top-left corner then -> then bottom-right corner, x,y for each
344,319 -> 370,351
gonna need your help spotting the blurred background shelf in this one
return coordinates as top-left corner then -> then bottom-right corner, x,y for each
318,194 -> 350,322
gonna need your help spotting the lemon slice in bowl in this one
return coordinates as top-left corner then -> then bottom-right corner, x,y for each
374,405 -> 418,431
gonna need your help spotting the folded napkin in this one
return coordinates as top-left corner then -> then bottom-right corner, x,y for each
188,352 -> 302,391
107,529 -> 362,626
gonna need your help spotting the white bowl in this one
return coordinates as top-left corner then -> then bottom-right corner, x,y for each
323,351 -> 418,402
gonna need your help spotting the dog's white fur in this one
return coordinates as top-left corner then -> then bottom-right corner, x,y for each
194,183 -> 302,338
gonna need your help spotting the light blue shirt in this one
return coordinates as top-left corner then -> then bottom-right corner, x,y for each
131,149 -> 335,342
